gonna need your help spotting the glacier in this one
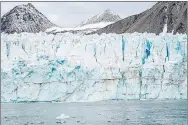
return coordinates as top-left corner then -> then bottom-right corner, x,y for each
1,32 -> 187,102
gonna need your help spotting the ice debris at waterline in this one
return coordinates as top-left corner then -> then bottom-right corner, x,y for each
56,114 -> 70,120
1,32 -> 187,102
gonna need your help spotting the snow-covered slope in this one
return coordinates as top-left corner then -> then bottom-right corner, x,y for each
1,33 -> 187,102
80,9 -> 121,26
46,9 -> 121,34
1,3 -> 55,34
46,22 -> 113,34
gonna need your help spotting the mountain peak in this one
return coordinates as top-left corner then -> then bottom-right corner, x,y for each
1,3 -> 55,34
27,3 -> 33,6
15,3 -> 35,10
103,9 -> 111,13
26,3 -> 36,8
80,9 -> 121,26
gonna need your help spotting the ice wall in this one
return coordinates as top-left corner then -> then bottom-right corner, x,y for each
1,32 -> 187,102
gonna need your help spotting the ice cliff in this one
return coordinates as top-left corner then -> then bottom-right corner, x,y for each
1,32 -> 187,102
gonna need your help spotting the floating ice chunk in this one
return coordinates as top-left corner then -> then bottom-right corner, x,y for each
56,114 -> 70,120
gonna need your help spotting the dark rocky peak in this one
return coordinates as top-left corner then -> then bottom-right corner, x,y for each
1,3 -> 56,34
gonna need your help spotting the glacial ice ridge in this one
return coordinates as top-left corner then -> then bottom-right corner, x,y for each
1,32 -> 187,102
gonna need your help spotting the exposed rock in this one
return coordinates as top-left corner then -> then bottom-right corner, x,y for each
93,2 -> 187,35
1,3 -> 55,34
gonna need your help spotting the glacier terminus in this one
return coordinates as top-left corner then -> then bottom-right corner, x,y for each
1,32 -> 187,102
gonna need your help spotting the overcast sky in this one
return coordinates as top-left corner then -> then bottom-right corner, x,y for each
1,2 -> 156,28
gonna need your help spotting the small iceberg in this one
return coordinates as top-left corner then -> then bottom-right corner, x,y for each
56,114 -> 70,120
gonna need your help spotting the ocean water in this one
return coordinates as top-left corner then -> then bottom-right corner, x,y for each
1,100 -> 187,125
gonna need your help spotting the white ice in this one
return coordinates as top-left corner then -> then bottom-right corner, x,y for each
1,32 -> 187,102
56,114 -> 70,120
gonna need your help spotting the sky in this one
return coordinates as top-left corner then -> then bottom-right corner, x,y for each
1,2 -> 156,28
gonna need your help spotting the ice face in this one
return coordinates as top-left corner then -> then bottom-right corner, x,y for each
1,32 -> 187,102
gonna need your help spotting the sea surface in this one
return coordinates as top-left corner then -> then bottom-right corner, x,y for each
1,100 -> 187,125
